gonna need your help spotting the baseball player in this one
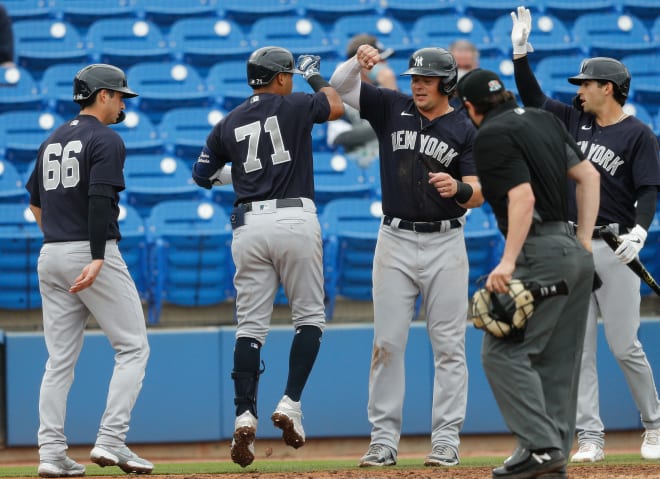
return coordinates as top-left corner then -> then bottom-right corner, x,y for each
458,68 -> 599,479
330,45 -> 484,467
25,64 -> 152,477
191,46 -> 344,468
511,6 -> 660,462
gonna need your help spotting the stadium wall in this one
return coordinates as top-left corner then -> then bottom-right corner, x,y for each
3,320 -> 659,446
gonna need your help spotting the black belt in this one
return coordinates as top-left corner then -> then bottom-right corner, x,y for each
528,221 -> 574,236
383,215 -> 461,233
571,223 -> 629,239
241,198 -> 303,212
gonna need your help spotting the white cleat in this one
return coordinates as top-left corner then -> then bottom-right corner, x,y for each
570,442 -> 605,463
271,395 -> 305,449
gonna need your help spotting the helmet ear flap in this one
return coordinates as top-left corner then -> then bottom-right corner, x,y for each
439,69 -> 458,95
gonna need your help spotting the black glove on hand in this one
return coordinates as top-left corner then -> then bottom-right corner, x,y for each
297,54 -> 321,80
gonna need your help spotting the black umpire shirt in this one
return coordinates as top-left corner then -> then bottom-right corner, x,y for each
472,99 -> 585,236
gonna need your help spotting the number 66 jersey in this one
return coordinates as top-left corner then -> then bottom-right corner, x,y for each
199,91 -> 330,204
26,115 -> 125,243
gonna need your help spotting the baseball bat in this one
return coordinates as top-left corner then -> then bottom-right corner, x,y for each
599,228 -> 660,296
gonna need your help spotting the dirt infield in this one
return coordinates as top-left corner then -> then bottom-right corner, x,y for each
2,432 -> 660,478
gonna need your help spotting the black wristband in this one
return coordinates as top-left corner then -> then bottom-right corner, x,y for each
306,74 -> 330,92
88,195 -> 112,260
454,180 -> 473,204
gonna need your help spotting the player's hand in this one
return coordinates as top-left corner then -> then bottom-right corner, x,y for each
510,6 -> 534,56
614,225 -> 647,264
428,172 -> 456,198
69,259 -> 104,293
297,54 -> 321,80
356,44 -> 381,70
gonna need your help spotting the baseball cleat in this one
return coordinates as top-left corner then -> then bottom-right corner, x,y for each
424,444 -> 459,466
38,457 -> 85,477
359,443 -> 396,467
642,428 -> 660,460
570,442 -> 604,462
231,410 -> 258,468
492,447 -> 565,478
90,444 -> 153,474
271,395 -> 305,449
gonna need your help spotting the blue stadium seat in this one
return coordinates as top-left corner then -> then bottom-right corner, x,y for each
621,102 -> 654,130
622,0 -> 660,27
136,0 -> 219,28
572,13 -> 656,57
0,160 -> 27,203
464,206 -> 503,296
543,0 -> 621,25
217,0 -> 299,27
123,154 -> 202,219
52,0 -> 140,31
87,19 -> 169,69
158,107 -> 225,165
410,14 -> 499,58
2,0 -> 51,20
383,0 -> 458,24
0,111 -> 63,174
40,63 -> 87,118
145,200 -> 234,323
206,60 -> 251,111
313,152 -> 375,214
110,111 -> 163,155
458,0 -> 543,23
319,197 -> 383,319
249,16 -> 336,57
13,20 -> 88,77
127,62 -> 211,123
491,13 -> 579,58
169,18 -> 251,68
534,54 -> 586,103
0,66 -> 43,113
0,203 -> 43,309
331,14 -> 416,59
622,54 -> 660,114
299,0 -> 381,25
116,203 -> 150,300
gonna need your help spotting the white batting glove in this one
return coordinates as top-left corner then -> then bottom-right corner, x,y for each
614,224 -> 647,264
511,6 -> 534,55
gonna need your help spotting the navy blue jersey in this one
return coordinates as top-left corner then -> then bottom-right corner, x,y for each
204,91 -> 330,204
544,98 -> 660,227
26,115 -> 124,242
359,82 -> 477,221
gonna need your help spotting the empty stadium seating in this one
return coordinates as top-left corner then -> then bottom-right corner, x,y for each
0,160 -> 27,204
0,66 -> 43,113
87,18 -> 169,68
0,111 -> 63,174
123,154 -> 203,219
0,203 -> 42,309
146,200 -> 234,323
169,18 -> 251,68
158,107 -> 225,165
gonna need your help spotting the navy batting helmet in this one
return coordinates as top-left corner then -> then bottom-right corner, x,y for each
568,57 -> 631,98
73,64 -> 138,103
401,47 -> 458,95
247,46 -> 300,87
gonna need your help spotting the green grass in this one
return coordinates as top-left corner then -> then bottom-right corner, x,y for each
0,454 -> 649,477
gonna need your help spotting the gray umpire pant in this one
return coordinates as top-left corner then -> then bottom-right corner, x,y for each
481,229 -> 594,458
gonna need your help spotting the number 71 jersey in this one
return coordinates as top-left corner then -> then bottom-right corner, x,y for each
203,91 -> 330,204
26,115 -> 125,243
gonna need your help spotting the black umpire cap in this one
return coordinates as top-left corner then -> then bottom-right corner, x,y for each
457,68 -> 505,104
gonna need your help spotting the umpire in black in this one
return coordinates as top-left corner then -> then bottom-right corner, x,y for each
458,69 -> 600,479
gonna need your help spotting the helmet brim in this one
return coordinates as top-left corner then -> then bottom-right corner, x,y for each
567,73 -> 593,85
400,67 -> 448,77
